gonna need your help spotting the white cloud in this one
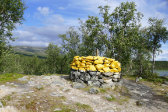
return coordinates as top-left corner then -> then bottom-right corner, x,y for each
14,41 -> 49,47
156,50 -> 168,61
37,7 -> 50,16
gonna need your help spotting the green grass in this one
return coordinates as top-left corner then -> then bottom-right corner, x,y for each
75,102 -> 94,112
0,73 -> 24,83
123,74 -> 168,84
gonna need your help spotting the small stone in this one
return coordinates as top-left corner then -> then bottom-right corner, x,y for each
36,85 -> 43,90
76,79 -> 84,83
113,74 -> 120,79
103,72 -> 113,77
112,78 -> 118,82
101,82 -> 114,89
42,76 -> 51,80
73,82 -> 86,89
89,71 -> 97,76
18,76 -> 29,81
26,96 -> 31,99
50,81 -> 63,87
104,79 -> 112,83
105,95 -> 112,99
87,81 -> 93,86
90,75 -> 98,81
54,108 -> 62,111
99,79 -> 104,83
89,88 -> 99,94
106,110 -> 114,112
84,73 -> 91,81
92,81 -> 101,87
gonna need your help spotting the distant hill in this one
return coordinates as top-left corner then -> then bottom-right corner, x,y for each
13,46 -> 47,58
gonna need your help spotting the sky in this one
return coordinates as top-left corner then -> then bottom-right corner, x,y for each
11,0 -> 168,61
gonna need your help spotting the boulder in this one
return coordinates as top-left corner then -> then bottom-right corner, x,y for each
89,88 -> 99,94
73,82 -> 86,89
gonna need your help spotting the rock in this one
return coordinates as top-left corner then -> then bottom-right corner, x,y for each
104,79 -> 112,83
0,101 -> 3,108
26,96 -> 31,99
112,78 -> 118,82
105,95 -> 112,99
35,85 -> 43,90
113,74 -> 120,79
73,82 -> 86,89
50,81 -> 64,87
101,82 -> 115,89
90,75 -> 98,81
76,79 -> 84,83
89,71 -> 97,76
54,108 -> 62,111
89,88 -> 99,94
92,81 -> 101,87
79,74 -> 85,81
99,79 -> 104,83
87,81 -> 93,86
73,71 -> 81,78
84,73 -> 91,81
28,81 -> 36,86
18,76 -> 29,82
42,76 -> 51,80
103,72 -> 113,77
106,110 -> 114,112
96,72 -> 101,75
135,77 -> 142,82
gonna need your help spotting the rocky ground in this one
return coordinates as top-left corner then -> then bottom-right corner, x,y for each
0,75 -> 168,112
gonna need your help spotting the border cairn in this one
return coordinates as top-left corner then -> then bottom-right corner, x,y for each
70,55 -> 122,88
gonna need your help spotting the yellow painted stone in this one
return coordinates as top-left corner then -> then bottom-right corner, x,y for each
71,56 -> 121,73
98,70 -> 104,72
71,66 -> 78,70
87,65 -> 97,71
86,62 -> 92,65
94,60 -> 103,64
103,67 -> 111,72
110,63 -> 115,68
111,68 -> 118,72
86,56 -> 94,60
104,60 -> 109,64
82,60 -> 86,63
79,67 -> 86,71
75,61 -> 80,65
104,64 -> 110,67
118,67 -> 121,72
95,64 -> 104,70
80,63 -> 86,67
71,63 -> 76,66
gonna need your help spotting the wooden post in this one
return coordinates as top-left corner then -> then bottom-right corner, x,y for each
96,49 -> 99,56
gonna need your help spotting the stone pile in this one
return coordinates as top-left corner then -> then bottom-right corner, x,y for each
70,56 -> 122,87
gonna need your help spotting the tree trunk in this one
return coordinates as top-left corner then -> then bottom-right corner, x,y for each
152,49 -> 155,74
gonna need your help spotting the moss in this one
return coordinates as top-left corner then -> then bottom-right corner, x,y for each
75,102 -> 94,112
0,73 -> 24,83
105,95 -> 116,101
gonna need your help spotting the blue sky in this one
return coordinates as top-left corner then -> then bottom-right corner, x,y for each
12,0 -> 168,61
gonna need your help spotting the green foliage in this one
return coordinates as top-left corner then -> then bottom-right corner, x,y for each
0,1 -> 167,82
0,0 -> 25,73
155,61 -> 168,70
146,18 -> 168,73
0,73 -> 24,83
